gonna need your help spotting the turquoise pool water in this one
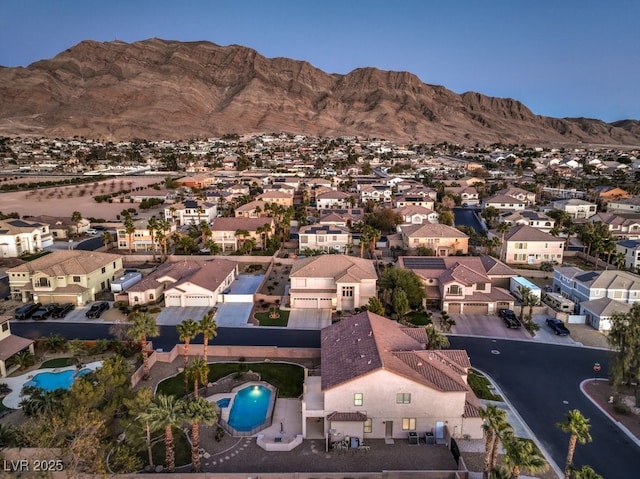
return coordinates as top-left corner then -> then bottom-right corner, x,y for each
227,385 -> 271,432
216,397 -> 231,408
25,369 -> 91,391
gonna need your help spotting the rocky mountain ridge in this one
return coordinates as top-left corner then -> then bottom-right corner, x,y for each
1,38 -> 639,145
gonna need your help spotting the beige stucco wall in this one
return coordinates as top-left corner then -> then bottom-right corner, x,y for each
504,240 -> 564,265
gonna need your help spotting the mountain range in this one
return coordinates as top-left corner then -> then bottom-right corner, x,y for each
1,38 -> 639,145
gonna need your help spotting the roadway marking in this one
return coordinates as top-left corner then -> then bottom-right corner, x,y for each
490,350 -> 500,355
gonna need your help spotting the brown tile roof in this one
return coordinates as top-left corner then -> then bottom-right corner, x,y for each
7,250 -> 123,276
131,259 -> 237,294
464,400 -> 481,418
211,217 -> 273,232
316,190 -> 351,200
504,225 -> 559,242
440,263 -> 490,286
0,335 -> 34,361
326,411 -> 368,422
290,255 -> 377,282
401,223 -> 468,239
321,311 -> 472,394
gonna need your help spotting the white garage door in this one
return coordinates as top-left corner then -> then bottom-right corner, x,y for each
319,298 -> 333,309
185,295 -> 211,307
165,294 -> 182,307
294,297 -> 319,309
463,303 -> 489,315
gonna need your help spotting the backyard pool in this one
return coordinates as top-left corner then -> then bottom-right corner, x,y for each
24,368 -> 92,391
216,397 -> 231,408
227,384 -> 272,432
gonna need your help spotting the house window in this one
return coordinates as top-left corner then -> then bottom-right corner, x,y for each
149,294 -> 154,300
2,322 -> 8,332
342,286 -> 354,297
449,284 -> 461,295
363,418 -> 372,433
402,418 -> 416,431
396,393 -> 411,404
37,277 -> 49,287
354,393 -> 363,406
101,267 -> 106,274
477,283 -> 486,291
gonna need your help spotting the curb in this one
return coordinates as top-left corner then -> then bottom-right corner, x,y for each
579,378 -> 640,449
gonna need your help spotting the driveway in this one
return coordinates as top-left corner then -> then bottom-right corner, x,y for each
450,313 -> 531,339
287,309 -> 332,329
155,307 -> 211,326
214,303 -> 254,327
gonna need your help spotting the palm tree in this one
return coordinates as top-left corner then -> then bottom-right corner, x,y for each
199,220 -> 211,248
235,229 -> 250,252
100,230 -> 112,248
176,318 -> 199,370
557,409 -> 592,479
490,413 -> 514,474
141,394 -> 186,473
185,357 -> 209,397
124,214 -> 136,254
517,286 -> 531,322
503,436 -> 548,479
425,325 -> 450,350
198,310 -> 218,361
71,210 -> 83,236
127,312 -> 160,380
147,216 -> 159,261
480,405 -> 511,479
570,465 -> 603,479
8,350 -> 36,370
496,222 -> 510,260
183,396 -> 218,472
41,333 -> 66,353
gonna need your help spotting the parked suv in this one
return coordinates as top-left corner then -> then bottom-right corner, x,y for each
499,309 -> 522,328
51,303 -> 75,318
14,302 -> 42,320
30,304 -> 58,321
86,302 -> 109,319
546,317 -> 570,336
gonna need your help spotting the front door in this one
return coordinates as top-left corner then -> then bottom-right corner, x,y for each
385,420 -> 393,438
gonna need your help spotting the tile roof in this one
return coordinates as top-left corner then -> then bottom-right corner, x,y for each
581,297 -> 632,316
0,219 -> 46,234
290,255 -> 377,281
401,223 -> 468,239
130,259 -> 237,294
503,225 -> 559,242
211,217 -> 274,232
7,250 -> 123,276
0,334 -> 35,361
326,411 -> 368,422
321,311 -> 472,394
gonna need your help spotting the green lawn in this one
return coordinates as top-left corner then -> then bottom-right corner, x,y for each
148,428 -> 191,468
40,357 -> 76,368
468,369 -> 503,401
254,309 -> 290,327
405,311 -> 432,326
157,362 -> 304,398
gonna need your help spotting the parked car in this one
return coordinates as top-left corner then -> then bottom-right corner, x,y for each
546,317 -> 570,336
14,302 -> 42,320
499,309 -> 522,328
51,303 -> 75,318
30,304 -> 58,321
86,302 -> 109,319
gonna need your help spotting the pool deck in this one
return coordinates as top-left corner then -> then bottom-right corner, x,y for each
1,361 -> 102,409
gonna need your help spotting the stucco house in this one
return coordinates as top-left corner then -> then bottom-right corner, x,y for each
399,224 -> 469,256
616,239 -> 640,271
28,215 -> 90,240
495,187 -> 537,205
210,217 -> 275,252
164,199 -> 218,226
298,224 -> 352,253
498,225 -> 564,266
499,210 -> 555,232
0,317 -> 35,377
126,258 -> 238,307
482,195 -> 526,212
289,255 -> 377,311
7,250 -> 124,305
301,312 -> 483,441
0,219 -> 54,258
551,199 -> 597,219
394,205 -> 439,225
315,191 -> 352,210
115,219 -> 177,252
258,190 -> 294,207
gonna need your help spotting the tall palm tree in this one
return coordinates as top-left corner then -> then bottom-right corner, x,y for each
185,357 -> 209,397
425,325 -> 450,350
571,465 -> 603,479
176,318 -> 199,370
503,436 -> 548,479
517,286 -> 531,322
496,221 -> 510,261
147,216 -> 159,262
127,312 -> 160,380
100,230 -> 112,248
557,409 -> 592,479
198,310 -> 218,361
490,414 -> 514,473
141,394 -> 186,473
183,397 -> 218,472
480,405 -> 510,479
124,214 -> 136,254
71,210 -> 83,236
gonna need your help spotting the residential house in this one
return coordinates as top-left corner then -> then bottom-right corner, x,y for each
399,224 -> 469,256
234,200 -> 269,218
289,255 -> 377,311
358,184 -> 393,204
164,199 -> 218,226
0,219 -> 54,258
258,190 -> 294,207
317,212 -> 348,227
210,217 -> 275,252
393,195 -> 436,210
175,173 -> 216,189
616,239 -> 640,271
395,205 -> 439,226
7,250 -> 124,305
482,195 -> 526,212
0,317 -> 35,377
551,199 -> 597,219
445,186 -> 480,206
316,191 -> 353,210
298,224 -> 352,253
134,259 -> 239,307
499,210 -> 555,232
588,186 -> 630,203
553,267 -> 640,331
498,225 -> 564,266
587,212 -> 640,240
606,197 -> 640,214
316,209 -> 365,225
28,215 -> 90,240
301,312 -> 483,440
398,255 -> 517,313
115,219 -> 177,252
495,187 -> 537,205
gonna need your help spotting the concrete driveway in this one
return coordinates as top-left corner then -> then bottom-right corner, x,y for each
449,313 -> 531,339
214,303 -> 254,327
287,309 -> 332,329
155,306 -> 211,326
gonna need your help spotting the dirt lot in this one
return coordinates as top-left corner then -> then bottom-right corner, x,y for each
0,176 -> 164,219
259,262 -> 291,296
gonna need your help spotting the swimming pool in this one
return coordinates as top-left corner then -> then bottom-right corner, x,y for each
24,368 -> 92,391
216,397 -> 231,408
227,384 -> 272,432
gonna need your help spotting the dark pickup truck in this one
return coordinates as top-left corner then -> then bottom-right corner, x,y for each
499,309 -> 522,328
85,302 -> 109,319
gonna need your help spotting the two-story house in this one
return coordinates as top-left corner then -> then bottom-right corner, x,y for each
115,219 -> 177,252
164,199 -> 218,226
234,200 -> 269,219
499,225 -> 564,266
587,212 -> 640,239
301,312 -> 483,441
7,250 -> 124,305
482,195 -> 526,212
495,187 -> 537,205
258,190 -> 294,207
394,205 -> 439,226
499,210 -> 555,232
0,219 -> 54,258
551,199 -> 598,219
298,224 -> 352,254
316,191 -> 353,210
289,255 -> 377,311
210,217 -> 275,252
616,239 -> 640,271
358,184 -> 393,204
399,224 -> 469,256
445,186 -> 480,206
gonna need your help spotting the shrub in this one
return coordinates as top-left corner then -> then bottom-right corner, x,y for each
613,402 -> 632,415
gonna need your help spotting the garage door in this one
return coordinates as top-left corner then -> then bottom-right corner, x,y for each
319,298 -> 333,309
293,297 -> 319,309
463,303 -> 489,315
448,303 -> 461,314
165,294 -> 182,307
185,295 -> 211,307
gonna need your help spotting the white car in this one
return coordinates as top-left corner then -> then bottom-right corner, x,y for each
86,228 -> 97,235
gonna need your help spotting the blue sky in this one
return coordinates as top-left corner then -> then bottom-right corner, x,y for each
1,0 -> 638,122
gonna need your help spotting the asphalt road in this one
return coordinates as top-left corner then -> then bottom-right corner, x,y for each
449,336 -> 638,479
9,322 -> 637,478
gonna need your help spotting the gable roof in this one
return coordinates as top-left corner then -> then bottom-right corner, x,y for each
321,311 -> 471,393
7,250 -> 123,276
211,217 -> 273,232
290,255 -> 377,281
503,225 -> 558,242
130,259 -> 237,293
401,223 -> 468,239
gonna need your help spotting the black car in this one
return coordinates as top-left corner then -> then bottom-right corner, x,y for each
499,309 -> 522,328
86,302 -> 109,319
546,317 -> 570,335
30,304 -> 58,321
51,303 -> 75,318
14,302 -> 42,320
